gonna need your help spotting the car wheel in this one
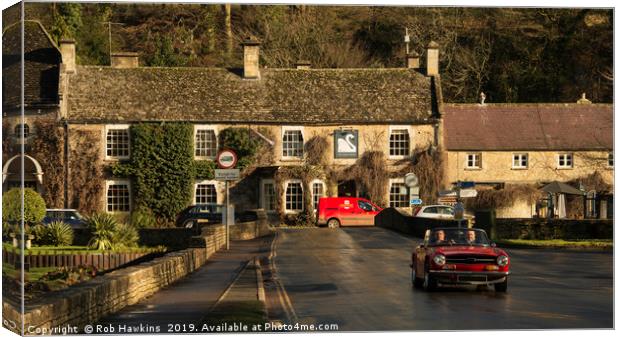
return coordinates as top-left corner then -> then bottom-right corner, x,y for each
423,268 -> 438,291
412,266 -> 424,288
327,218 -> 340,228
183,220 -> 195,229
494,277 -> 508,292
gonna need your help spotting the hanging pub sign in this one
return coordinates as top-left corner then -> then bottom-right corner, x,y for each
334,130 -> 359,159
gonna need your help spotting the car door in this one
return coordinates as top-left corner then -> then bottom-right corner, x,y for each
353,200 -> 375,226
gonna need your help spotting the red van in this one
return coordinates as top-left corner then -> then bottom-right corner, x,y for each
317,197 -> 383,228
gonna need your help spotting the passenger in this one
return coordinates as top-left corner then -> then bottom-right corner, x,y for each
466,230 -> 477,244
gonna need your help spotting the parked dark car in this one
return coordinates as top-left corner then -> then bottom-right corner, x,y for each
43,209 -> 87,229
176,204 -> 259,228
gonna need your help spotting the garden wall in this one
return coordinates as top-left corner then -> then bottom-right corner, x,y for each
375,208 -> 462,238
474,211 -> 613,240
2,225 -> 226,335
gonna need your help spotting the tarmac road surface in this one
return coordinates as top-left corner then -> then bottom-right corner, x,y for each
273,227 -> 613,331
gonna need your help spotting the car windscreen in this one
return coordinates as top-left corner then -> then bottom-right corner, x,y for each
428,228 -> 490,246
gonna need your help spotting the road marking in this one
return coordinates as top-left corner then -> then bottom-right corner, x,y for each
204,260 -> 251,315
268,230 -> 299,323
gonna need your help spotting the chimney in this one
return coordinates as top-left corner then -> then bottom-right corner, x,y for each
111,52 -> 140,68
295,60 -> 311,70
406,51 -> 419,69
241,37 -> 261,79
425,41 -> 439,76
59,39 -> 76,73
577,92 -> 592,104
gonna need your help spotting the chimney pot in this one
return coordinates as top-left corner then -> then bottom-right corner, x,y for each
425,41 -> 439,76
295,60 -> 311,70
59,39 -> 76,73
111,52 -> 140,68
241,38 -> 261,79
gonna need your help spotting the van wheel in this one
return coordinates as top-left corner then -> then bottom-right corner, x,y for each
327,218 -> 340,228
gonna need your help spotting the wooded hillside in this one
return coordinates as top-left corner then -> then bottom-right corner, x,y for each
4,3 -> 613,103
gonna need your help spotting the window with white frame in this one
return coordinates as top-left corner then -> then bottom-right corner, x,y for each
312,180 -> 325,211
261,180 -> 276,212
195,182 -> 217,204
106,125 -> 130,159
195,126 -> 218,159
282,127 -> 304,158
512,153 -> 528,169
608,152 -> 613,167
389,128 -> 410,157
557,153 -> 573,169
285,181 -> 304,212
106,181 -> 130,212
466,153 -> 481,169
389,180 -> 410,208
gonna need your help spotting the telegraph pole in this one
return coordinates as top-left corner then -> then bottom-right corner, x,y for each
102,22 -> 124,59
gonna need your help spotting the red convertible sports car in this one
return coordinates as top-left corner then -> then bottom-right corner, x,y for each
411,227 -> 510,292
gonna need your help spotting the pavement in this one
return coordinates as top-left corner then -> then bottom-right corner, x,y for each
274,227 -> 613,331
96,235 -> 273,331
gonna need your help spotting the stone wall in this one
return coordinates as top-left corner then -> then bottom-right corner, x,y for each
2,225 -> 226,335
375,207 -> 462,238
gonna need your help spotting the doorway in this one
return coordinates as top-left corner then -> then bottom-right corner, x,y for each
338,180 -> 357,197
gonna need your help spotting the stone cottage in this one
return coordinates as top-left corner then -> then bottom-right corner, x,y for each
443,101 -> 614,219
2,21 -> 444,223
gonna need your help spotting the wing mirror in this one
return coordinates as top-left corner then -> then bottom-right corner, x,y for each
490,242 -> 497,247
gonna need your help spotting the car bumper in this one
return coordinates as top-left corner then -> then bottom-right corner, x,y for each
429,270 -> 510,285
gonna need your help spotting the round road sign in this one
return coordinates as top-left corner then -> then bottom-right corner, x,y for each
216,150 -> 238,169
404,173 -> 419,187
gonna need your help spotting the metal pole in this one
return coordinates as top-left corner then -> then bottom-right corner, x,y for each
226,180 -> 230,250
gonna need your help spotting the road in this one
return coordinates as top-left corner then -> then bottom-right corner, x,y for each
273,227 -> 613,331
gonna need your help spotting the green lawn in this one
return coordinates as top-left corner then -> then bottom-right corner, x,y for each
497,239 -> 613,249
3,263 -> 56,282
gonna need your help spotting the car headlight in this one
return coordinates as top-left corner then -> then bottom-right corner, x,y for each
433,254 -> 446,266
497,255 -> 509,267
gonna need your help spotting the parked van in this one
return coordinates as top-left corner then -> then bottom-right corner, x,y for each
317,197 -> 383,228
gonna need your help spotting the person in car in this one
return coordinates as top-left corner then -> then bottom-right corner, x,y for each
433,230 -> 446,244
466,230 -> 477,244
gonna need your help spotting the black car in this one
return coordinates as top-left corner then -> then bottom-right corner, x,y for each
176,204 -> 225,228
176,204 -> 259,228
43,209 -> 87,228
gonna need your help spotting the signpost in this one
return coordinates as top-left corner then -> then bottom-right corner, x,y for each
216,150 -> 239,250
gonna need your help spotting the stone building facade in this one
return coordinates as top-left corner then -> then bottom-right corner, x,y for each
2,21 -> 444,223
443,103 -> 614,219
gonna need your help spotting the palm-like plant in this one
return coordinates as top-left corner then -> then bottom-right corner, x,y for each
112,223 -> 139,249
46,221 -> 74,246
86,213 -> 118,250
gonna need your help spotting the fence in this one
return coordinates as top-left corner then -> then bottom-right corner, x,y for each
2,248 -> 165,272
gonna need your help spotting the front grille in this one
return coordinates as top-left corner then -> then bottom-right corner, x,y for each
446,254 -> 496,264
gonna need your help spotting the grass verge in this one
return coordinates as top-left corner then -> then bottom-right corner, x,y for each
497,239 -> 613,250
201,300 -> 267,327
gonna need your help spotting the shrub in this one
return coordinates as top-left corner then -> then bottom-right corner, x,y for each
40,222 -> 74,246
112,223 -> 139,249
2,188 -> 46,225
130,206 -> 157,229
86,213 -> 117,250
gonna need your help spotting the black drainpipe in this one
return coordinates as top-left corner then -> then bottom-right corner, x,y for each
63,119 -> 69,208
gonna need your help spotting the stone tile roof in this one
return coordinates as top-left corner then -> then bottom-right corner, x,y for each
66,66 -> 436,124
443,103 -> 613,151
2,21 -> 61,111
